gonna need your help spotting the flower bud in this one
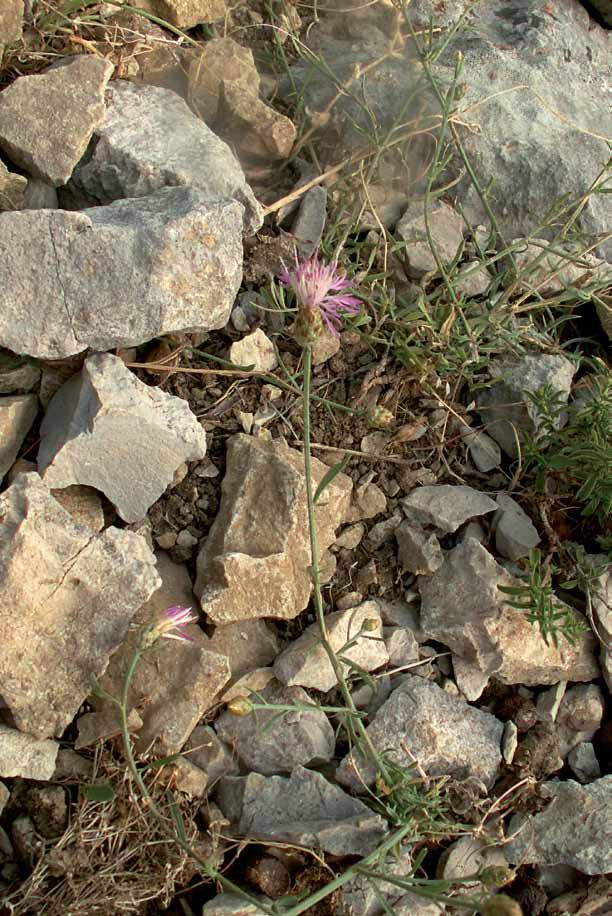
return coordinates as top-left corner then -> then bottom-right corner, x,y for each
479,895 -> 523,916
227,696 -> 253,717
292,307 -> 324,347
480,867 -> 515,890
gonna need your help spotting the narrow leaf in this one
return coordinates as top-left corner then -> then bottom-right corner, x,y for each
314,455 -> 351,505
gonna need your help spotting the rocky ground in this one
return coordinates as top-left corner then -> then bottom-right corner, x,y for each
0,1 -> 610,915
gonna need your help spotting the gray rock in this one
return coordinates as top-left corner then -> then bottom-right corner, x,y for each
401,485 -> 497,534
395,521 -> 443,575
393,894 -> 443,916
419,539 -> 599,699
0,1 -> 23,44
502,720 -> 518,765
0,161 -> 27,211
144,0 -> 227,30
273,600 -> 388,692
336,676 -> 502,790
493,493 -> 540,560
476,353 -> 576,458
460,427 -> 501,472
546,876 -> 612,916
22,179 -> 58,210
0,473 -> 160,738
385,627 -> 420,668
38,353 -> 207,523
454,260 -> 491,298
229,329 -> 277,372
555,683 -> 605,757
172,757 -> 209,797
206,619 -> 280,685
536,681 -> 567,723
184,725 -> 238,786
438,835 -> 509,884
0,726 -> 58,781
0,187 -> 244,359
215,682 -> 335,776
340,848 -> 414,916
397,198 -> 464,277
333,522 -> 365,550
292,185 -> 327,259
348,479 -> 387,522
567,743 -> 601,784
506,776 -> 612,875
0,57 -> 113,185
201,893 -> 269,916
0,363 -> 40,394
216,767 -> 387,856
196,434 -> 352,623
0,394 -> 37,482
70,80 -> 262,235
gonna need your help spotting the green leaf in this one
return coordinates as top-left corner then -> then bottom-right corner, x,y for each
82,783 -> 115,802
314,455 -> 351,505
137,753 -> 181,772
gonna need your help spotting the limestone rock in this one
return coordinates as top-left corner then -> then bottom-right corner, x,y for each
454,260 -> 491,298
195,434 -> 352,622
76,553 -> 229,754
567,743 -> 600,783
216,767 -> 387,856
51,486 -> 105,533
0,0 -> 23,45
22,178 -> 58,209
292,185 -> 327,260
397,199 -> 464,277
215,682 -> 335,775
506,776 -> 612,875
0,363 -> 40,394
217,80 -> 296,164
460,427 -> 501,472
0,187 -> 243,360
340,848 -> 414,916
0,394 -> 37,483
70,80 -> 262,235
0,727 -> 58,781
202,894 -> 269,916
273,600 -> 388,692
401,484 -> 497,534
0,57 -> 113,185
336,676 -> 502,790
143,0 -> 226,29
493,493 -> 540,560
187,37 -> 260,123
419,539 -> 599,700
555,683 -> 605,758
0,161 -> 27,210
476,353 -> 576,458
38,353 -> 206,523
221,668 -> 275,703
395,521 -> 443,575
184,725 -> 238,786
0,473 -> 160,738
207,619 -> 281,685
229,329 -> 277,372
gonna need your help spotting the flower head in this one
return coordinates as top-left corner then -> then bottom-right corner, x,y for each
142,605 -> 198,647
278,252 -> 361,339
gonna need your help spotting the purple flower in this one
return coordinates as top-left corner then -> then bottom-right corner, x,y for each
279,252 -> 361,337
155,605 -> 197,643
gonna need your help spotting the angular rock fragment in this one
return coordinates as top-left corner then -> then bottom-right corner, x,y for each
22,178 -> 58,209
0,394 -> 37,482
401,485 -> 497,534
0,1 -> 23,45
0,187 -> 244,359
195,434 -> 352,622
395,521 -> 443,575
460,427 -> 501,472
336,676 -> 503,790
273,600 -> 388,692
184,725 -> 238,786
217,767 -> 387,855
396,199 -> 464,277
202,894 -> 268,916
0,57 -> 113,186
0,362 -> 40,394
476,353 -> 576,458
0,726 -> 58,781
0,160 -> 27,210
0,473 -> 160,738
340,848 -> 414,916
454,260 -> 491,298
229,329 -> 277,372
217,80 -> 296,164
419,539 -> 599,699
555,683 -> 605,758
215,682 -> 335,775
292,186 -> 327,260
207,619 -> 280,685
187,37 -> 261,123
506,776 -> 612,875
70,80 -> 262,234
567,743 -> 600,783
38,353 -> 206,523
142,0 -> 226,29
51,486 -> 105,533
492,493 -> 540,560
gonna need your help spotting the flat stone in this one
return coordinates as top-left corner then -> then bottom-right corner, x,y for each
207,620 -> 280,685
196,434 -> 352,622
70,80 -> 262,235
419,539 -> 599,700
273,600 -> 389,692
292,185 -> 327,260
460,427 -> 501,472
217,80 -> 296,164
0,0 -> 23,44
438,835 -> 509,884
567,742 -> 601,784
0,161 -> 27,210
0,187 -> 244,360
0,394 -> 37,483
333,522 -> 365,551
216,767 -> 387,856
187,37 -> 260,123
171,757 -> 209,797
502,720 -> 518,765
0,473 -> 160,738
76,553 -> 229,754
493,493 -> 540,560
397,199 -> 464,277
0,57 -> 113,185
395,521 -> 443,575
0,726 -> 58,780
476,353 -> 576,458
506,776 -> 612,875
336,676 -> 502,790
401,485 -> 497,534
202,893 -> 269,916
385,627 -> 419,668
215,682 -> 335,775
184,725 -> 238,786
38,353 -> 206,523
229,329 -> 277,372
347,479 -> 386,522
454,260 -> 491,298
